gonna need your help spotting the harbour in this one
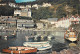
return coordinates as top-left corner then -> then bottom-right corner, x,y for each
0,0 -> 80,54
0,30 -> 75,54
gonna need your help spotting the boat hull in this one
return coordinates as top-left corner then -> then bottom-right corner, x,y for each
65,37 -> 77,42
64,30 -> 78,42
2,46 -> 37,54
23,41 -> 52,51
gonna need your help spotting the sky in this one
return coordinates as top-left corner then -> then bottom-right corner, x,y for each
15,0 -> 36,3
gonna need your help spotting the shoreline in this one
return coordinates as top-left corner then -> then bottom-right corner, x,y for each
0,27 -> 66,32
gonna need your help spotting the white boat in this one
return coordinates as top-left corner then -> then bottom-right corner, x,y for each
25,36 -> 35,42
23,41 -> 52,51
48,35 -> 55,40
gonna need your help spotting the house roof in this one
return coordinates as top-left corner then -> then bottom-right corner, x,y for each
48,18 -> 58,21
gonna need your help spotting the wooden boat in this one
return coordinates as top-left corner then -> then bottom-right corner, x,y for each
2,46 -> 37,54
64,29 -> 78,42
23,41 -> 52,51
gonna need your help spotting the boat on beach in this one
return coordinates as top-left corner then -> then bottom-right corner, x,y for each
64,28 -> 78,42
23,41 -> 52,51
2,46 -> 37,54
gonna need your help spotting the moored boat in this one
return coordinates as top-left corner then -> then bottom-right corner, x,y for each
2,46 -> 37,54
48,35 -> 55,41
34,34 -> 41,42
4,35 -> 15,38
64,29 -> 78,42
11,33 -> 16,37
23,41 -> 52,51
25,36 -> 35,42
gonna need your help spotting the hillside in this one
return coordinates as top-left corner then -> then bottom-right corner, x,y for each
70,24 -> 80,32
0,0 -> 80,19
32,0 -> 80,19
0,0 -> 15,3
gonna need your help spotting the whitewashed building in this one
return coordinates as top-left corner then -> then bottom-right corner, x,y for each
14,8 -> 31,17
56,18 -> 71,28
19,5 -> 26,9
40,18 -> 58,24
42,3 -> 51,7
26,5 -> 31,8
14,10 -> 21,16
36,23 -> 44,29
17,19 -> 35,29
0,3 -> 6,6
56,16 -> 80,28
48,18 -> 58,24
8,3 -> 16,7
32,4 -> 39,9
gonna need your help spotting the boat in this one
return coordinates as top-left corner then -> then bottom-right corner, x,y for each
25,36 -> 35,42
23,41 -> 52,51
34,34 -> 41,42
11,33 -> 16,37
3,33 -> 16,38
48,35 -> 55,41
41,35 -> 48,41
4,35 -> 15,38
2,46 -> 37,54
64,29 -> 78,42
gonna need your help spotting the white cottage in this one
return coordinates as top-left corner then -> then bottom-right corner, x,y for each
56,16 -> 80,28
42,3 -> 51,7
14,10 -> 21,16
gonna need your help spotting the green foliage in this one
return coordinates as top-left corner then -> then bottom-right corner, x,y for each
32,7 -> 53,20
0,5 -> 14,16
32,5 -> 67,19
56,6 -> 67,18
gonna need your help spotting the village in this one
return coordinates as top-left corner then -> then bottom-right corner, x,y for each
0,1 -> 80,31
0,0 -> 80,54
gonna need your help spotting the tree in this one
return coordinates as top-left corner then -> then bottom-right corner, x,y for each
0,5 -> 14,16
32,7 -> 53,20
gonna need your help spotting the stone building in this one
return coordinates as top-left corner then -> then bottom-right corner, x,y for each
14,8 -> 31,17
17,19 -> 35,29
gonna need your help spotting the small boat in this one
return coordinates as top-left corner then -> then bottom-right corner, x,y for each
64,29 -> 78,42
41,35 -> 48,41
11,33 -> 16,37
4,35 -> 15,38
48,35 -> 55,41
25,36 -> 35,42
2,46 -> 37,54
23,41 -> 52,51
34,34 -> 41,42
43,36 -> 48,41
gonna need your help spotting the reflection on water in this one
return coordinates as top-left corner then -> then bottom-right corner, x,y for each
0,31 -> 77,53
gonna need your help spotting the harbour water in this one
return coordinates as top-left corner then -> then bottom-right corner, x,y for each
0,30 -> 74,54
